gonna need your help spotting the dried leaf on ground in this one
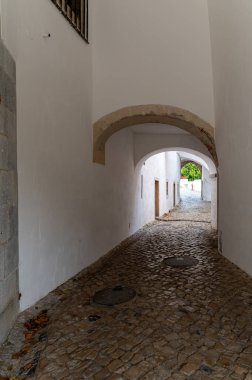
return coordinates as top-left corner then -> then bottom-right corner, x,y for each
24,362 -> 33,370
11,352 -> 21,360
21,346 -> 32,353
24,332 -> 33,339
24,310 -> 49,331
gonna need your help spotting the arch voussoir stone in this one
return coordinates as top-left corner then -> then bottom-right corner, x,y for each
93,105 -> 218,166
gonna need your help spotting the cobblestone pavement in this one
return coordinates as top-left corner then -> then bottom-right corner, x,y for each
1,192 -> 252,379
159,188 -> 211,223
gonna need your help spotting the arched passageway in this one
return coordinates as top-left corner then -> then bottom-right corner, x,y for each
93,104 -> 218,167
136,149 -> 217,229
2,108 -> 252,380
92,105 -> 218,230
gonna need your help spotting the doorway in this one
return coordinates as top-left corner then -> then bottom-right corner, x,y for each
155,180 -> 159,217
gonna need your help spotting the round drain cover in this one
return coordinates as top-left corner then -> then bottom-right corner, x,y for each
164,256 -> 198,268
93,285 -> 136,306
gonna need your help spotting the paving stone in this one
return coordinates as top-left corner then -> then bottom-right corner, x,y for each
180,361 -> 199,376
123,365 -> 144,379
131,353 -> 144,365
106,375 -> 125,380
109,359 -> 123,371
234,366 -> 248,376
0,192 -> 252,379
93,367 -> 111,380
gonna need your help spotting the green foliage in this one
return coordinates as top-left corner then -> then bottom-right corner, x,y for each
181,162 -> 201,181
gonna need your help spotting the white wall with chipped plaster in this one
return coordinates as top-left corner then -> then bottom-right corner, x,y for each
208,0 -> 252,275
92,0 -> 215,124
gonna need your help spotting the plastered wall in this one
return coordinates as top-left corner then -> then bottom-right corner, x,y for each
208,0 -> 252,275
202,166 -> 211,202
1,0 -> 94,310
92,0 -> 215,124
0,0 -> 217,319
135,152 -> 180,228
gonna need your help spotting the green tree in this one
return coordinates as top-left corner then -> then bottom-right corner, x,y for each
181,162 -> 201,181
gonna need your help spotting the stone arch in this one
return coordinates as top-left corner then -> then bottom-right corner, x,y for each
135,147 -> 216,174
135,147 -> 218,229
93,104 -> 218,166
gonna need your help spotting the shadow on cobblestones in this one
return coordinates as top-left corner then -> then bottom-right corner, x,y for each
0,192 -> 252,379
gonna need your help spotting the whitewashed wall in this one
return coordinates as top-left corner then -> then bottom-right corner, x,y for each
0,0 -> 216,313
0,0 -> 94,309
211,176 -> 218,230
166,152 -> 181,211
202,166 -> 211,202
208,0 -> 252,275
134,152 -> 180,228
92,0 -> 215,124
140,153 -> 168,226
181,179 -> 202,193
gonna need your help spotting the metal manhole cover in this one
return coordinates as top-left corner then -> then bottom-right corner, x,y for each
93,285 -> 136,306
163,256 -> 198,268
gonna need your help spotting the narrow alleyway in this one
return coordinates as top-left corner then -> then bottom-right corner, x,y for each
1,195 -> 252,380
161,188 -> 211,223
